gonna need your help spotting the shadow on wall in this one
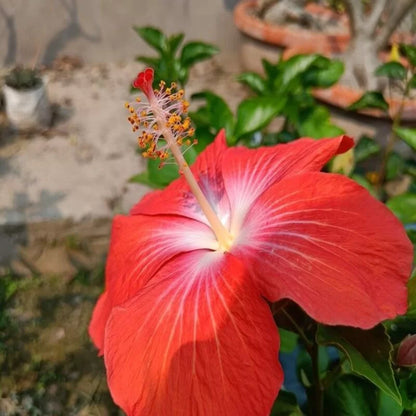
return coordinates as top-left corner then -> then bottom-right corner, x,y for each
0,0 -> 101,67
223,0 -> 240,11
41,0 -> 101,65
0,3 -> 16,66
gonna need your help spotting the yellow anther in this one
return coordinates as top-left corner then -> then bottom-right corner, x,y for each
141,110 -> 147,117
135,97 -> 141,102
171,82 -> 177,89
182,118 -> 190,130
182,100 -> 190,112
125,102 -> 130,108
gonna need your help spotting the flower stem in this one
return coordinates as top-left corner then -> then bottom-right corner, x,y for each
310,342 -> 324,416
152,99 -> 232,250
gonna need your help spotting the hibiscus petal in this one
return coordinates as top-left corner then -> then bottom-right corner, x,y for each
235,172 -> 412,328
104,251 -> 282,415
89,214 -> 217,353
130,130 -> 231,227
222,136 -> 353,234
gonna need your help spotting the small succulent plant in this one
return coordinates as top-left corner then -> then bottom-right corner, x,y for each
5,67 -> 42,90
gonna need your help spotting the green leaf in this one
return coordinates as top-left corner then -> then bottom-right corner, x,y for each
236,72 -> 266,95
191,91 -> 234,136
407,277 -> 416,318
279,328 -> 299,353
401,44 -> 416,67
386,192 -> 416,224
133,26 -> 167,53
324,375 -> 377,416
297,106 -> 344,139
128,172 -> 164,189
262,58 -> 280,80
354,136 -> 381,163
348,91 -> 389,112
180,41 -> 219,67
409,73 -> 416,89
317,324 -> 401,404
303,58 -> 344,88
386,152 -> 405,180
399,371 -> 416,411
233,96 -> 285,142
168,33 -> 185,55
377,390 -> 403,416
278,54 -> 320,89
375,62 -> 407,80
394,126 -> 416,151
270,391 -> 303,416
147,158 -> 180,186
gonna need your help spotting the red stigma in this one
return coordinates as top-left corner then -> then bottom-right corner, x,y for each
133,68 -> 154,97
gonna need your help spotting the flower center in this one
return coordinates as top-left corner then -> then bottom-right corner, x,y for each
126,68 -> 233,252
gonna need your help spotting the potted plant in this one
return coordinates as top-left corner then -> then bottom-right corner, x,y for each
234,0 -> 416,119
3,66 -> 52,131
234,0 -> 350,72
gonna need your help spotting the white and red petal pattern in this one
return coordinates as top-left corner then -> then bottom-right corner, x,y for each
89,214 -> 217,353
104,251 -> 282,415
234,172 -> 412,328
222,135 -> 353,234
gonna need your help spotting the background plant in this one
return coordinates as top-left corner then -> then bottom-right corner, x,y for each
133,26 -> 219,88
5,66 -> 42,90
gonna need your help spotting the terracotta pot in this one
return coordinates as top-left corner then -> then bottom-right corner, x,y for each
313,84 -> 416,121
233,0 -> 350,57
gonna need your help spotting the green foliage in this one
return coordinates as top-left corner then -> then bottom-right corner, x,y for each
348,91 -> 389,112
5,67 -> 42,90
191,91 -> 284,145
324,375 -> 377,416
130,145 -> 198,189
233,97 -> 285,143
237,55 -> 344,140
354,136 -> 381,163
387,193 -> 416,224
394,127 -> 416,151
400,44 -> 416,67
317,325 -> 401,404
191,91 -> 234,137
270,391 -> 303,416
279,328 -> 299,353
133,26 -> 218,87
375,62 -> 407,80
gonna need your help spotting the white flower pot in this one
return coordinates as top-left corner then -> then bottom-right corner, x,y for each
3,79 -> 52,131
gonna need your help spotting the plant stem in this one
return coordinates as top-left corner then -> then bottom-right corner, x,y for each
310,342 -> 324,416
378,76 -> 411,190
280,307 -> 313,349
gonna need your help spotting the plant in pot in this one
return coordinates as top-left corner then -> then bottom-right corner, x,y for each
3,66 -> 52,131
235,0 -> 416,118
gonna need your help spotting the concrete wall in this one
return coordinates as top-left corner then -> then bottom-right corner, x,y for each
0,0 -> 241,66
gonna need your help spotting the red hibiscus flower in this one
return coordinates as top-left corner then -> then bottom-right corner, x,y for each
89,68 -> 413,415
